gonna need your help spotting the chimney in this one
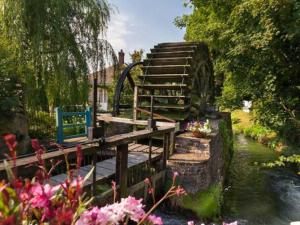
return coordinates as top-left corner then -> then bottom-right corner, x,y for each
118,49 -> 125,66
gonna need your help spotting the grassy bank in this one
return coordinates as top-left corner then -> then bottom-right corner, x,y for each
231,110 -> 300,174
231,110 -> 280,151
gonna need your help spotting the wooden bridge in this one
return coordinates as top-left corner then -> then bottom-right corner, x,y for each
0,116 -> 175,201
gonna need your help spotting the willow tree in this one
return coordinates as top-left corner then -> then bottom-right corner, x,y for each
0,0 -> 116,112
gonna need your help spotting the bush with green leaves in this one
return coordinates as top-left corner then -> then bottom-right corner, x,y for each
177,0 -> 300,144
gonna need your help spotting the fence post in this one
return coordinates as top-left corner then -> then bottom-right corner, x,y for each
116,144 -> 128,199
91,147 -> 97,197
133,86 -> 138,132
55,107 -> 63,144
163,132 -> 170,170
85,107 -> 92,136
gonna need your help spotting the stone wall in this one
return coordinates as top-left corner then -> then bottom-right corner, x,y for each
167,112 -> 233,194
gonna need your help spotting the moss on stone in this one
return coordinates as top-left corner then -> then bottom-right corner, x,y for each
219,119 -> 234,173
182,183 -> 222,220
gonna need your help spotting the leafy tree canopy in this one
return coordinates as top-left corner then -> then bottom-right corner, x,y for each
177,0 -> 300,142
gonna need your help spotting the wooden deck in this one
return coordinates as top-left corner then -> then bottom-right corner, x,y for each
0,124 -> 174,199
49,143 -> 163,186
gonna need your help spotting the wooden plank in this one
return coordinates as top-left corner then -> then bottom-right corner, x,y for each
136,107 -> 176,123
0,143 -> 97,171
128,153 -> 148,161
80,165 -> 106,180
94,166 -> 114,178
152,146 -> 163,153
49,150 -> 162,187
138,95 -> 189,99
0,126 -> 174,172
129,144 -> 149,152
137,84 -> 187,90
97,115 -> 176,127
129,143 -> 145,151
163,133 -> 169,170
140,104 -> 189,110
50,174 -> 68,184
97,160 -> 115,171
133,86 -> 138,131
129,144 -> 162,154
102,127 -> 174,147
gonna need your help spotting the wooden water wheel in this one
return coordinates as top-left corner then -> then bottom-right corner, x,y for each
113,41 -> 214,123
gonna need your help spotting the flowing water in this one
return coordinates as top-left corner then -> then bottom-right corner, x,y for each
223,135 -> 300,225
159,134 -> 300,225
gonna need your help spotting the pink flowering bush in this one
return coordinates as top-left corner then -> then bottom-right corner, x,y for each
75,197 -> 148,225
0,134 -> 237,225
0,134 -> 185,225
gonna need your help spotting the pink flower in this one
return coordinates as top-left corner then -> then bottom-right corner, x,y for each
173,171 -> 179,178
173,171 -> 179,183
148,215 -> 163,225
187,221 -> 195,225
29,183 -> 55,208
53,175 -> 83,192
31,139 -> 43,152
2,133 -> 17,153
148,187 -> 154,194
144,178 -> 150,185
19,192 -> 29,202
99,203 -> 126,224
175,186 -> 186,196
120,196 -> 145,222
111,180 -> 116,191
75,207 -> 109,225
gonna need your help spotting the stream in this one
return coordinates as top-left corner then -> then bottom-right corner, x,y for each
159,134 -> 300,225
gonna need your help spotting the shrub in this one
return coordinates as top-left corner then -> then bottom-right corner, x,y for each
28,110 -> 55,139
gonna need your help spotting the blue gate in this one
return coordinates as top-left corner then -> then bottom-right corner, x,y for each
55,107 -> 92,144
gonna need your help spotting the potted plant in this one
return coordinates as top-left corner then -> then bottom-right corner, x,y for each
186,119 -> 212,138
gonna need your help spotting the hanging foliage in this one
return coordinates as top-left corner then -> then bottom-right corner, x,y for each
0,0 -> 116,112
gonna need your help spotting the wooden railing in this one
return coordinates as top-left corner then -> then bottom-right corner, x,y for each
55,107 -> 92,144
92,126 -> 174,197
0,125 -> 175,199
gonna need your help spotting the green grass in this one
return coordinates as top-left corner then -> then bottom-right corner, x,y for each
231,110 -> 279,150
231,110 -> 253,133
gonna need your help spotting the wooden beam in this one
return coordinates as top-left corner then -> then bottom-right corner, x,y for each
97,115 -> 176,128
116,144 -> 128,199
0,143 -> 97,171
162,133 -> 170,170
133,86 -> 138,122
133,86 -> 138,133
136,107 -> 176,123
103,127 -> 174,147
91,147 -> 97,196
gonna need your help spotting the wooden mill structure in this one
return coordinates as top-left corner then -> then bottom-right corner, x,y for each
0,41 -> 214,202
113,41 -> 214,123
